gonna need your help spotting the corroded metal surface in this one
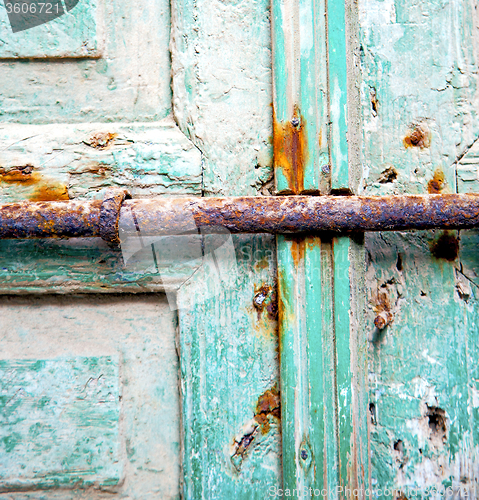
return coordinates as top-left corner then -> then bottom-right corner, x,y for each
1,194 -> 479,240
99,189 -> 131,246
123,194 -> 479,235
0,200 -> 101,239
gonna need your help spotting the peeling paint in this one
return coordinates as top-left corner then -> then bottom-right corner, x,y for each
230,385 -> 281,472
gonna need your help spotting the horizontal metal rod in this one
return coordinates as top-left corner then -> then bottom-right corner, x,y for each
0,194 -> 479,241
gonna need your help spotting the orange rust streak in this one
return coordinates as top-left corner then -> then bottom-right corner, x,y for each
273,108 -> 308,194
254,385 -> 281,435
0,171 -> 69,201
427,168 -> 445,194
289,237 -> 306,268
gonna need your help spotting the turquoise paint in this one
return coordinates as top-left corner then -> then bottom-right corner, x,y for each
0,356 -> 120,490
0,0 -> 99,58
178,235 -> 281,499
272,0 -> 330,194
327,0 -> 350,192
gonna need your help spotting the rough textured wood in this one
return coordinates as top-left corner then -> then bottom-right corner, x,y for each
273,0 -> 369,497
171,0 -> 274,196
360,0 -> 479,495
177,235 -> 281,499
0,120 -> 202,294
0,356 -> 120,491
0,0 -> 100,59
0,294 -> 180,499
271,0 -> 329,194
0,0 -> 171,123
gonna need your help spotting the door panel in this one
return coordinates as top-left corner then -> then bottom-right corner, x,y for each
0,294 -> 179,499
360,0 -> 479,495
0,0 -> 171,123
0,0 -> 277,498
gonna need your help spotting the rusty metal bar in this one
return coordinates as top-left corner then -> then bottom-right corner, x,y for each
1,194 -> 479,241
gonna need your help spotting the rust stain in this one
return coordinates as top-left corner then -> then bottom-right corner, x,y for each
254,385 -> 281,434
430,231 -> 459,261
254,257 -> 269,271
403,122 -> 431,149
84,132 -> 118,150
290,238 -> 306,267
427,168 -> 445,194
372,290 -> 394,330
0,168 -> 69,201
273,106 -> 308,194
230,385 -> 281,469
253,283 -> 278,322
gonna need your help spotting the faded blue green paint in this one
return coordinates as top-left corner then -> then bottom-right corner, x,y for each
359,0 -> 479,196
365,230 -> 479,498
333,236 -> 369,496
0,0 -> 171,123
0,294 -> 181,498
272,0 -> 329,194
327,0 -> 350,192
171,0 -> 273,196
273,0 -> 369,496
360,0 -> 479,495
0,356 -> 120,491
0,0 -> 99,58
277,237 -> 333,496
177,235 -> 281,499
277,235 -> 369,499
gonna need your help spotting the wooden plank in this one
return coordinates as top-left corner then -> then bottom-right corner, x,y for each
177,234 -> 281,499
272,0 -> 368,497
170,0 -> 274,196
0,294 -> 180,499
172,1 -> 281,496
365,230 -> 479,497
277,236 -> 369,498
327,0 -> 349,192
271,0 -> 329,194
360,0 -> 479,494
0,120 -> 203,294
0,0 -> 171,123
0,0 -> 100,58
333,236 -> 369,497
0,356 -> 120,491
277,236 -> 336,495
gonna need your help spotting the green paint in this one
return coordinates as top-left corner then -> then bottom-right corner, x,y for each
272,0 -> 330,194
0,356 -> 120,490
177,235 -> 281,499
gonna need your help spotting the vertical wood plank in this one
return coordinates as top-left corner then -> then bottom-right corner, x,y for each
273,0 -> 369,497
272,0 -> 330,194
333,236 -> 369,497
327,0 -> 350,192
177,235 -> 281,499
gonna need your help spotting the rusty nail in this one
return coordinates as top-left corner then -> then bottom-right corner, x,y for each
374,311 -> 393,330
291,117 -> 300,127
300,449 -> 308,460
254,292 -> 267,309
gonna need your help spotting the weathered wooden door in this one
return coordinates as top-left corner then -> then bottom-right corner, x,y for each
0,0 -> 280,498
1,0 -> 479,499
